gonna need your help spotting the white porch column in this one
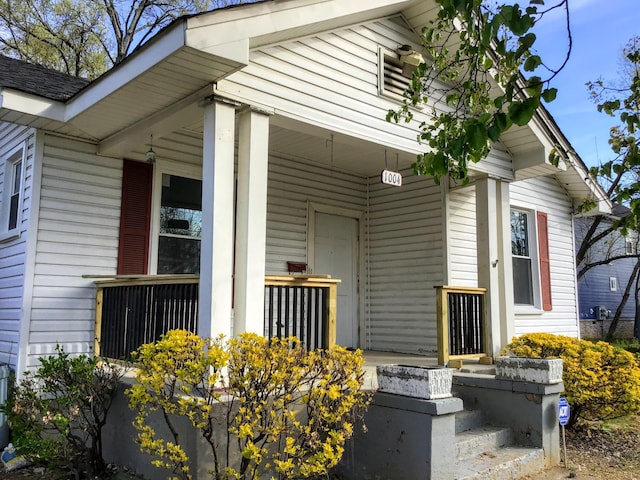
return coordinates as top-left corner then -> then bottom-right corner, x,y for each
476,177 -> 514,355
234,107 -> 271,335
199,98 -> 237,339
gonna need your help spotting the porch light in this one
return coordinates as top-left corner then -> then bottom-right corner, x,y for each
396,44 -> 424,77
146,134 -> 156,163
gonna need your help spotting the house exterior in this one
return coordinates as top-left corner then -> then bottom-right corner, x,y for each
575,208 -> 639,339
0,0 -> 609,376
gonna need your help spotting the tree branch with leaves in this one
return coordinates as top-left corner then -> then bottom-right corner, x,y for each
387,0 -> 570,184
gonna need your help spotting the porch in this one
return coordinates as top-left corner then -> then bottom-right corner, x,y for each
92,275 -> 490,367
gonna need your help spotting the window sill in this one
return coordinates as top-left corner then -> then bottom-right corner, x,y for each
0,230 -> 20,243
514,305 -> 544,315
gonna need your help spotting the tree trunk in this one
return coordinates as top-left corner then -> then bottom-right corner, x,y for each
606,259 -> 640,340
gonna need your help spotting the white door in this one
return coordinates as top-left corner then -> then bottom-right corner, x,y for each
314,212 -> 358,348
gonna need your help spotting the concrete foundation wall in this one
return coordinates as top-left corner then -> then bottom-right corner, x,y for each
338,394 -> 463,480
102,379 -> 239,480
452,373 -> 563,466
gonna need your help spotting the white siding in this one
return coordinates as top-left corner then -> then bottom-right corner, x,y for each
448,185 -> 478,286
265,155 -> 367,273
510,176 -> 579,337
0,122 -> 35,369
218,17 -> 514,181
366,173 -> 444,355
26,135 -> 122,367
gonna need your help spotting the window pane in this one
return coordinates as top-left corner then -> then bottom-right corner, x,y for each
160,174 -> 202,237
158,236 -> 201,274
12,161 -> 22,194
513,257 -> 534,304
511,211 -> 529,257
8,193 -> 19,230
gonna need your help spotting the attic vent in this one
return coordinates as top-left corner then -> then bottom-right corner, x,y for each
379,49 -> 412,98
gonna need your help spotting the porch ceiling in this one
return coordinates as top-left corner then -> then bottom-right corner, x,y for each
178,114 -> 421,178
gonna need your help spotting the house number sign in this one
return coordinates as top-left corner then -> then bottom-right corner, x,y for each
381,169 -> 402,187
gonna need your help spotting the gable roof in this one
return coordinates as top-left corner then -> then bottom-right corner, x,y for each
0,55 -> 89,102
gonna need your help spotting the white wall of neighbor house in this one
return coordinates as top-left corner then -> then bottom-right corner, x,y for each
0,122 -> 35,370
510,176 -> 580,337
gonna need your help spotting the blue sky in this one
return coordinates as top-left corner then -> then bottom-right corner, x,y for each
532,0 -> 640,168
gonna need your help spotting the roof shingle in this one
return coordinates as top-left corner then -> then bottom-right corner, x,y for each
0,55 -> 90,102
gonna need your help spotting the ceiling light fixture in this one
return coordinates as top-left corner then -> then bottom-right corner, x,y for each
146,134 -> 156,163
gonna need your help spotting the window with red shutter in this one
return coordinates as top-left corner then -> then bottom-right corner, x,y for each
117,160 -> 153,274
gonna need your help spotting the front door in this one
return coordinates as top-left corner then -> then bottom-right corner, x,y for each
314,212 -> 358,348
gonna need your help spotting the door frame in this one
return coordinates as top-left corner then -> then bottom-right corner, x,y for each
307,202 -> 365,348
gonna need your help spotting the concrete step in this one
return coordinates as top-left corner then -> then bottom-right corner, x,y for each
455,446 -> 545,480
455,408 -> 485,433
456,426 -> 513,460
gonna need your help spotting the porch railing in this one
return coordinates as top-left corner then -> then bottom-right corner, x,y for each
93,274 -> 339,359
94,275 -> 200,359
435,285 -> 488,366
264,275 -> 340,350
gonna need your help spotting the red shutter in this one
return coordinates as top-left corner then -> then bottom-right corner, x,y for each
117,160 -> 152,274
537,211 -> 552,311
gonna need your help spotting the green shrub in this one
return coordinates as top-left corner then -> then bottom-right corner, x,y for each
6,347 -> 124,478
127,330 -> 371,480
503,333 -> 640,426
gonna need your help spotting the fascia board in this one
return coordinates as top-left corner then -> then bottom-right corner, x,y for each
0,88 -> 65,121
186,0 -> 413,46
64,22 -> 187,122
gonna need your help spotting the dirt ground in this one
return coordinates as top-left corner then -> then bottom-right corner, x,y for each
526,417 -> 640,480
3,417 -> 640,479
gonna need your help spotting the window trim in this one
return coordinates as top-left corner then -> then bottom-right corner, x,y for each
511,207 -> 543,311
0,142 -> 26,242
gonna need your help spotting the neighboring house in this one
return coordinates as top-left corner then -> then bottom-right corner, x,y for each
575,206 -> 639,339
0,0 -> 609,375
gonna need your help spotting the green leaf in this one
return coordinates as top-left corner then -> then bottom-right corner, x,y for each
508,97 -> 539,126
465,120 -> 489,150
487,123 -> 501,142
494,111 -> 509,131
523,55 -> 542,72
525,76 -> 543,96
519,32 -> 537,49
541,88 -> 557,103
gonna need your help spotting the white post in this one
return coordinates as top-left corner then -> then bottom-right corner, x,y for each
476,177 -> 513,355
199,98 -> 237,339
234,107 -> 271,335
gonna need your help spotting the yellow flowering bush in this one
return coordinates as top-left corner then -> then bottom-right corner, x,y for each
127,330 -> 370,480
503,333 -> 640,425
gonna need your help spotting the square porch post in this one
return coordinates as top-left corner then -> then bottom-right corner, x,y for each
199,97 -> 237,339
234,106 -> 272,335
476,177 -> 514,355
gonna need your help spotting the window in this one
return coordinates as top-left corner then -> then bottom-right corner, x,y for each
157,174 -> 202,274
625,237 -> 636,255
510,209 -> 552,310
511,210 -> 534,305
1,143 -> 25,240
